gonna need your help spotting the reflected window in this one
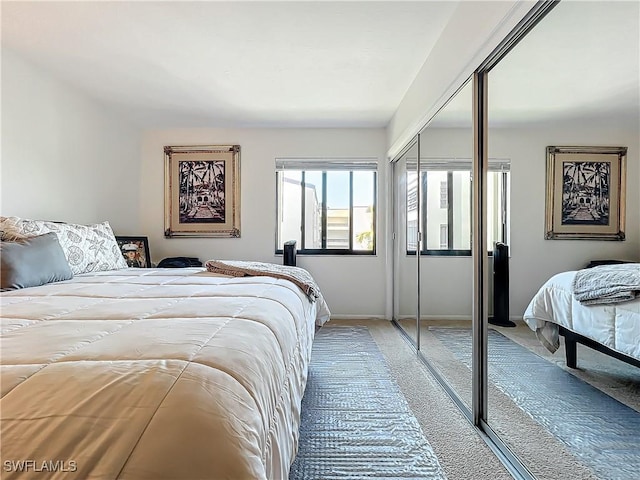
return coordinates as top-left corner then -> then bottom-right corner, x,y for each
439,223 -> 448,249
406,170 -> 418,251
407,160 -> 510,255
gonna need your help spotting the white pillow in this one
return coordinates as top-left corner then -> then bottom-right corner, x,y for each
0,216 -> 128,274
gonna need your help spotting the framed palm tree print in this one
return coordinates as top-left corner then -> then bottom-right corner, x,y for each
164,145 -> 240,237
545,146 -> 626,240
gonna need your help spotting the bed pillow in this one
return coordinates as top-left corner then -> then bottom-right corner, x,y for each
1,232 -> 73,291
0,216 -> 128,274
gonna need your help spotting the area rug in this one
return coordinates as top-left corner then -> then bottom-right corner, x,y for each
430,327 -> 640,480
289,326 -> 447,479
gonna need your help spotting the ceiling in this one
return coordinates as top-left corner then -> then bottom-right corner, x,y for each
431,1 -> 640,128
1,1 -> 459,128
3,1 -> 638,131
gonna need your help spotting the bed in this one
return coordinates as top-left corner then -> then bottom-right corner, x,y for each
523,266 -> 640,369
1,263 -> 330,479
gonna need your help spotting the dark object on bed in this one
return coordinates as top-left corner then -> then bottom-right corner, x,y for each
284,240 -> 297,266
489,242 -> 515,327
559,326 -> 640,369
1,232 -> 73,290
157,257 -> 202,268
585,259 -> 634,269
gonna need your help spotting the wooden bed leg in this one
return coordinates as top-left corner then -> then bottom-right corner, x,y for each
564,334 -> 577,369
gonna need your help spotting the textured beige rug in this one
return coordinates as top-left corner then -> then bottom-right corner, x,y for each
290,325 -> 448,479
323,318 -> 512,480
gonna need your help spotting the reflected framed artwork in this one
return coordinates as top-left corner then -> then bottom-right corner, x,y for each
545,146 -> 626,240
164,145 -> 241,238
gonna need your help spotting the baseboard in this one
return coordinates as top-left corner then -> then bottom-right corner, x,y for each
396,315 -> 471,321
329,314 -> 389,320
423,315 -> 471,321
330,314 -> 525,322
394,315 -> 525,322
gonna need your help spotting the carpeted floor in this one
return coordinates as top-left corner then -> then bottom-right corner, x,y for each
289,326 -> 447,479
431,327 -> 640,480
296,319 -> 640,479
293,320 -> 514,480
326,319 -> 625,480
396,318 -> 640,479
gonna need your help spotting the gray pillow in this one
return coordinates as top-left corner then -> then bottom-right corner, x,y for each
1,232 -> 73,291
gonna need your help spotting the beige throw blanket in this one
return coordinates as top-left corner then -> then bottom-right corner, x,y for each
206,260 -> 320,302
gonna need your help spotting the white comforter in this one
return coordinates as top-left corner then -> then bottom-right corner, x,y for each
523,270 -> 640,361
0,268 -> 330,479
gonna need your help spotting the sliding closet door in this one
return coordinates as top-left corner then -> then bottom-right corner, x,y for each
484,2 -> 640,478
390,4 -> 639,478
416,80 -> 475,410
392,141 -> 419,344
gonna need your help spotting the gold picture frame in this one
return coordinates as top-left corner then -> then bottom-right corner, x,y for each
164,145 -> 240,238
545,146 -> 626,240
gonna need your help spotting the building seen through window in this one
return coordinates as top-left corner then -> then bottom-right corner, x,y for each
406,160 -> 510,255
276,160 -> 376,254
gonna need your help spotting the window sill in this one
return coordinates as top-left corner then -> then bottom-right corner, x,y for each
406,250 -> 501,257
276,250 -> 376,256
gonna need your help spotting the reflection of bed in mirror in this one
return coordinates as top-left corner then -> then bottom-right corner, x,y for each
523,264 -> 640,369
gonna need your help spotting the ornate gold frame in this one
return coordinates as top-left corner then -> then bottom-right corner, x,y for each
164,145 -> 240,238
545,146 -> 626,240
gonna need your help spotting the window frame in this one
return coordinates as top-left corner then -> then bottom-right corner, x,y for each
406,160 -> 510,256
275,161 -> 377,256
439,223 -> 448,249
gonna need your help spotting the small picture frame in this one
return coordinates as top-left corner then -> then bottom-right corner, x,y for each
116,236 -> 151,268
545,146 -> 626,240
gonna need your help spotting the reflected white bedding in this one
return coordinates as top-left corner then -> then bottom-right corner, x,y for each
1,268 -> 330,479
523,270 -> 640,361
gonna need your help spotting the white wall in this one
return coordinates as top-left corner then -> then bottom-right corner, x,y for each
387,0 -> 535,158
140,128 -> 388,317
1,49 -> 141,233
1,49 -> 390,318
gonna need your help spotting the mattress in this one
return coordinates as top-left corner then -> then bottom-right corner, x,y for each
0,267 -> 330,479
523,270 -> 640,361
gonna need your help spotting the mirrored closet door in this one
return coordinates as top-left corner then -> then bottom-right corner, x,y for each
391,1 -> 639,478
392,141 -> 419,344
416,79 -> 475,410
485,1 -> 640,478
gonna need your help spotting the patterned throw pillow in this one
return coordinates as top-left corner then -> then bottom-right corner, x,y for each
0,216 -> 128,275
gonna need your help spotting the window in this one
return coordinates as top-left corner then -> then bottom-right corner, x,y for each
276,159 -> 377,254
439,181 -> 448,208
439,224 -> 448,249
407,159 -> 510,255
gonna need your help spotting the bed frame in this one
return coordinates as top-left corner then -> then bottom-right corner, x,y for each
559,326 -> 640,369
